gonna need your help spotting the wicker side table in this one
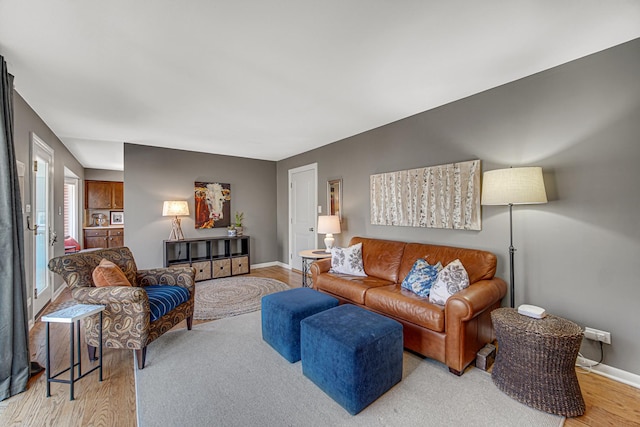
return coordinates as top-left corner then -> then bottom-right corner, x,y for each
491,307 -> 585,417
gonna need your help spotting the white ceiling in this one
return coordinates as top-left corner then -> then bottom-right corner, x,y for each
1,1 -> 639,171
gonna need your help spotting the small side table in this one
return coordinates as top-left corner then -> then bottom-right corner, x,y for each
41,304 -> 106,401
491,307 -> 585,417
299,249 -> 332,288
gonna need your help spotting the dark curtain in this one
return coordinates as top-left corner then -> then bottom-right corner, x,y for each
0,55 -> 30,401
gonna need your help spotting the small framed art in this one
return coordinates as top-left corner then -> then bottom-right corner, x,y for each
111,211 -> 124,225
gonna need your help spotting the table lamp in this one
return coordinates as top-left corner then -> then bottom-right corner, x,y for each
317,215 -> 341,253
162,201 -> 189,241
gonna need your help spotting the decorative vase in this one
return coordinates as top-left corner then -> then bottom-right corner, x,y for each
235,226 -> 243,236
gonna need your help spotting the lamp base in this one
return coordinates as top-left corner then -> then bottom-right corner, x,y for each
324,234 -> 335,253
169,217 -> 185,241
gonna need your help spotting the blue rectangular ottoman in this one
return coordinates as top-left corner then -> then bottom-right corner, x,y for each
261,287 -> 339,363
300,304 -> 403,415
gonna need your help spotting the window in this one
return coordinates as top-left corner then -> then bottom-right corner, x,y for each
64,176 -> 79,239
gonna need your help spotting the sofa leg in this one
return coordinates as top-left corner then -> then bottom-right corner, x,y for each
135,347 -> 147,369
87,345 -> 98,361
187,315 -> 193,330
449,367 -> 463,376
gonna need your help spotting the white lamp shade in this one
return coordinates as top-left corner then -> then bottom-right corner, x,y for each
481,167 -> 548,205
162,200 -> 190,216
317,215 -> 341,234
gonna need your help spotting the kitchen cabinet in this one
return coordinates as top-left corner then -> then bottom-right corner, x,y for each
84,228 -> 124,249
85,181 -> 124,210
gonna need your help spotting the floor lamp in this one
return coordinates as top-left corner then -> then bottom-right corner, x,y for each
481,167 -> 547,308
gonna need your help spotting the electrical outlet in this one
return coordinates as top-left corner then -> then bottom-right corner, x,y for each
584,327 -> 611,344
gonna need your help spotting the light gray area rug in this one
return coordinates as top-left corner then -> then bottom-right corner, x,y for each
136,310 -> 564,427
193,276 -> 289,320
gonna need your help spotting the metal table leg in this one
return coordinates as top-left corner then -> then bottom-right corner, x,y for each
99,311 -> 103,382
46,322 -> 51,397
69,321 -> 75,401
301,257 -> 311,287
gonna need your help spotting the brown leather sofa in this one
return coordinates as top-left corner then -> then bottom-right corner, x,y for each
310,236 -> 507,375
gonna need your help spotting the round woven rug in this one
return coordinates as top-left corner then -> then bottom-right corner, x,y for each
193,276 -> 290,320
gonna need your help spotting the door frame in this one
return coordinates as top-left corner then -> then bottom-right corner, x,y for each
288,163 -> 318,269
30,133 -> 55,318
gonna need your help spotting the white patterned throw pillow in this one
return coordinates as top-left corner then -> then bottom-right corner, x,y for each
330,243 -> 367,276
429,259 -> 470,305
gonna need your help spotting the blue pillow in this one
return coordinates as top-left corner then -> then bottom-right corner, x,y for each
401,259 -> 442,297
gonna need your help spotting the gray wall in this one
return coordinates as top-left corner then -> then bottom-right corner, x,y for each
277,39 -> 640,375
85,169 -> 124,181
13,91 -> 85,319
123,144 -> 277,269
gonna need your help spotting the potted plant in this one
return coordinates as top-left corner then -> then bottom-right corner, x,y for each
234,211 -> 244,236
227,225 -> 237,237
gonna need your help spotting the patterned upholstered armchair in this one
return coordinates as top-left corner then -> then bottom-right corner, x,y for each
48,247 -> 195,369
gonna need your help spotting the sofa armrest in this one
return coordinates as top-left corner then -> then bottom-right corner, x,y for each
310,258 -> 332,288
72,285 -> 149,305
72,285 -> 151,350
136,267 -> 196,293
444,277 -> 507,373
446,278 -> 507,322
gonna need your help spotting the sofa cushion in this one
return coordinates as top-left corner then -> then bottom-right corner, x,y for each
400,259 -> 442,296
349,237 -> 407,283
429,259 -> 470,305
145,285 -> 190,322
330,243 -> 366,276
365,285 -> 445,332
398,243 -> 496,285
314,273 -> 394,305
92,258 -> 133,287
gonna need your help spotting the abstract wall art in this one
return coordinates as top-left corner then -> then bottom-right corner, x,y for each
370,159 -> 481,230
194,182 -> 231,229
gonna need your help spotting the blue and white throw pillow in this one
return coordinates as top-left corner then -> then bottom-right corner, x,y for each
330,243 -> 367,276
401,259 -> 442,297
429,259 -> 470,305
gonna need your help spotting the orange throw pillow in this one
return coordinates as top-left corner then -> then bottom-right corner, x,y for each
92,258 -> 132,287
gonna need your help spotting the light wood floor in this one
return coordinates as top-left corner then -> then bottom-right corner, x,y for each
1,266 -> 638,426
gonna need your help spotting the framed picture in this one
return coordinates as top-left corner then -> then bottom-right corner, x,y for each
110,211 -> 124,225
327,178 -> 342,220
194,182 -> 231,229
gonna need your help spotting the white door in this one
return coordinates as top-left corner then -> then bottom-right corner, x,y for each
31,134 -> 55,316
289,163 -> 317,271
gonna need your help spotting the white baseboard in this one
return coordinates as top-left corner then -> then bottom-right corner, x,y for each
251,261 -> 291,270
53,283 -> 67,301
576,357 -> 640,389
275,261 -> 291,269
29,283 -> 68,330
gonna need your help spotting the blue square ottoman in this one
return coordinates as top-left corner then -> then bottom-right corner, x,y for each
261,287 -> 339,363
300,304 -> 403,415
